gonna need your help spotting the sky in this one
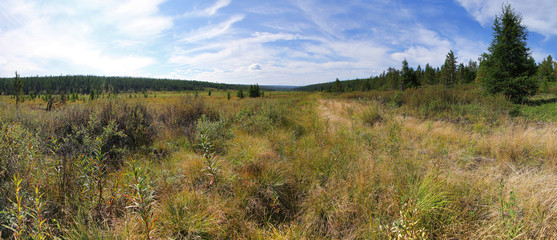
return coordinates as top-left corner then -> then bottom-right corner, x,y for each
1,0 -> 557,86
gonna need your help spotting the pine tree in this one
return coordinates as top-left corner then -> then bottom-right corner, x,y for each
424,63 -> 436,85
334,78 -> 343,93
401,60 -> 408,91
538,55 -> 555,83
90,89 -> 96,101
237,89 -> 245,99
401,59 -> 418,90
416,65 -> 423,85
479,4 -> 537,102
14,71 -> 24,107
443,50 -> 457,87
248,84 -> 260,98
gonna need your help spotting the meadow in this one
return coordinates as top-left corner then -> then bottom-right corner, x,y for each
1,85 -> 557,239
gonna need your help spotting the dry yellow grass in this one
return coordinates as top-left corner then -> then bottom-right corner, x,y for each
2,91 -> 557,239
315,98 -> 557,239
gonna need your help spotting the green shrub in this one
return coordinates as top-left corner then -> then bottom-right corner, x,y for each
234,101 -> 291,134
51,101 -> 155,165
125,158 -> 157,239
360,102 -> 382,126
0,122 -> 40,184
191,115 -> 230,155
159,96 -> 216,129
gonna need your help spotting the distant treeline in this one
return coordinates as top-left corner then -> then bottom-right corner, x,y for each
295,59 -> 479,92
0,75 -> 247,95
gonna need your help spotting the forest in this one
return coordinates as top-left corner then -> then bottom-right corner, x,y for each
0,75 -> 248,95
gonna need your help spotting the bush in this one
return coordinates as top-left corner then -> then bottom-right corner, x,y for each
0,122 -> 40,183
360,102 -> 382,126
234,101 -> 291,134
0,122 -> 41,236
158,96 -> 217,137
50,101 -> 155,166
191,115 -> 230,155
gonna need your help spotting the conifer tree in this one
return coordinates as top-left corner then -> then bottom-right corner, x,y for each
401,59 -> 418,90
538,55 -> 555,83
424,63 -> 436,85
237,89 -> 245,99
248,84 -> 260,98
443,50 -> 457,87
14,71 -> 24,107
334,78 -> 343,93
479,4 -> 537,102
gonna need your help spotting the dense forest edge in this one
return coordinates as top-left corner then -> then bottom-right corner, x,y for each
0,75 -> 287,95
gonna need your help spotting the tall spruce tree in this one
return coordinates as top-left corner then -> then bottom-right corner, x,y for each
424,63 -> 436,85
401,60 -> 409,91
401,59 -> 418,90
479,4 -> 537,102
443,50 -> 457,87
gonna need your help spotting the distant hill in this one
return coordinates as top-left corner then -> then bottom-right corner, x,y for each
260,85 -> 299,91
293,78 -> 369,92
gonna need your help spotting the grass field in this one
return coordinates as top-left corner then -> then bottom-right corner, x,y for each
1,85 -> 557,239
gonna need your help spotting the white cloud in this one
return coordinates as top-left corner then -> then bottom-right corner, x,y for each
204,0 -> 232,16
169,28 -> 396,84
183,0 -> 232,17
249,63 -> 262,70
456,0 -> 557,37
181,15 -> 244,42
291,0 -> 354,38
0,0 -> 168,77
531,48 -> 551,64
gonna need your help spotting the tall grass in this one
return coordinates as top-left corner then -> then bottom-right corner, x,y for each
1,90 -> 557,239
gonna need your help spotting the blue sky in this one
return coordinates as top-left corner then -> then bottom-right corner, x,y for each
1,0 -> 556,86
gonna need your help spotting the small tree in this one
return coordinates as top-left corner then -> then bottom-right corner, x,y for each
14,71 -> 24,107
90,89 -> 96,101
248,84 -> 260,98
237,89 -> 245,99
479,4 -> 537,102
227,91 -> 231,100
